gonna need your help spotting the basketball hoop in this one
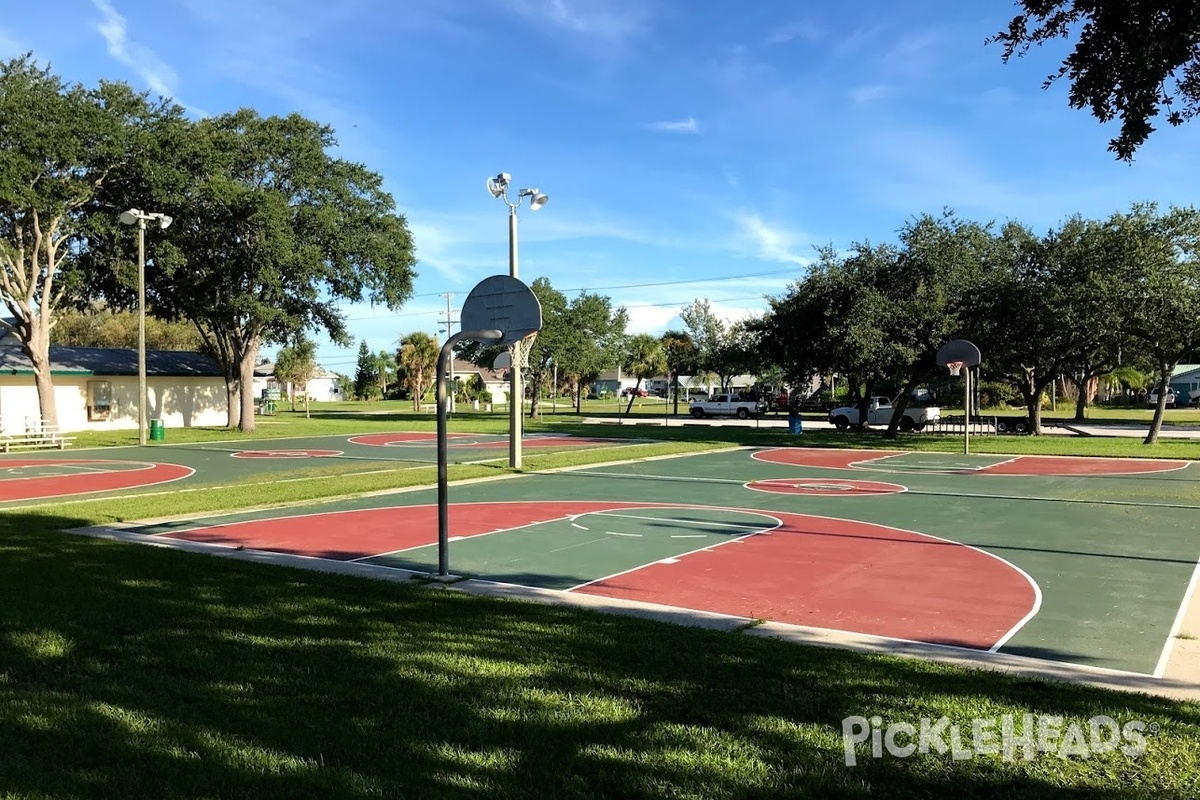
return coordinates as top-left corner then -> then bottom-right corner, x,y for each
511,331 -> 537,372
947,360 -> 964,377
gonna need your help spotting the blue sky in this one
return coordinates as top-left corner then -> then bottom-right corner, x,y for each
5,0 -> 1200,374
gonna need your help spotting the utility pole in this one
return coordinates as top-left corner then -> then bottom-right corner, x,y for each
439,293 -> 459,412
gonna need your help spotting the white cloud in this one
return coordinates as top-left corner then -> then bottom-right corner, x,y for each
505,0 -> 652,42
90,0 -> 179,101
764,20 -> 824,47
850,84 -> 887,104
734,213 -> 814,266
648,117 -> 700,134
0,26 -> 24,58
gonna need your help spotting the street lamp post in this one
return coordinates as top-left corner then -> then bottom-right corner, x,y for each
487,173 -> 548,469
118,209 -> 173,446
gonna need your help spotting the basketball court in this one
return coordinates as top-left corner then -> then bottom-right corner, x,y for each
78,445 -> 1200,690
0,431 -> 640,505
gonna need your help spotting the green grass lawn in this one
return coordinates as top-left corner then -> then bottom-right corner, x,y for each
3,505 -> 1198,799
6,406 -> 1199,797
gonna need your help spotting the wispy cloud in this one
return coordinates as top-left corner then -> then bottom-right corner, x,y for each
735,213 -> 815,266
648,117 -> 700,134
849,84 -> 887,105
0,26 -> 24,58
502,0 -> 653,55
90,0 -> 179,101
764,20 -> 824,47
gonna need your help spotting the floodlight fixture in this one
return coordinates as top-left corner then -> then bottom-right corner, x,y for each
116,207 -> 173,446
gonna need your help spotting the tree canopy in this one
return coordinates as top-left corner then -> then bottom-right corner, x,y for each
989,1 -> 1200,160
85,107 -> 418,430
0,54 -> 176,426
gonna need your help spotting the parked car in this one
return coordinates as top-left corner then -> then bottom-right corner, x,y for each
621,386 -> 648,397
689,393 -> 766,419
828,396 -> 941,432
1148,388 -> 1177,407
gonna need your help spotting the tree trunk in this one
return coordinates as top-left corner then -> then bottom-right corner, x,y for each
289,382 -> 296,412
854,377 -> 874,429
1072,376 -> 1088,422
1144,364 -> 1174,445
237,342 -> 259,433
1015,368 -> 1048,435
883,374 -> 921,439
225,374 -> 241,429
20,321 -> 59,429
625,380 -> 642,414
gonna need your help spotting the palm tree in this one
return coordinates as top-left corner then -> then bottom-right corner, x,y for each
622,333 -> 668,414
397,332 -> 440,411
375,350 -> 397,398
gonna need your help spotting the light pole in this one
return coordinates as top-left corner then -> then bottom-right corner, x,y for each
118,208 -> 173,446
487,173 -> 548,469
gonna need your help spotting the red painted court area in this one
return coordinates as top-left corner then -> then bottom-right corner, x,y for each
160,500 -> 1035,650
349,432 -> 468,446
577,510 -> 1035,649
161,501 -> 632,561
348,431 -> 620,449
976,455 -> 1190,476
0,460 -> 194,502
753,447 -> 1188,476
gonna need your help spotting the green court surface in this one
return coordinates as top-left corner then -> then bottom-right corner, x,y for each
0,431 -> 647,506
119,445 -> 1200,677
366,506 -> 779,590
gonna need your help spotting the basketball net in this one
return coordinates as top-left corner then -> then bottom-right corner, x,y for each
511,331 -> 537,372
947,360 -> 964,377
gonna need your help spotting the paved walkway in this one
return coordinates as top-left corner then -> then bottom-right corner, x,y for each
589,415 -> 1200,439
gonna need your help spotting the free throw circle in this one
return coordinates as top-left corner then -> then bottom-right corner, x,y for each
745,477 -> 906,496
231,449 -> 343,459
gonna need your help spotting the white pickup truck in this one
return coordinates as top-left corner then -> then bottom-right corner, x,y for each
689,393 -> 766,420
828,396 -> 940,432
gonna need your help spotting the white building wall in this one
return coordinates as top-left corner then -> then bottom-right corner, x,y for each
0,375 -> 228,433
305,376 -> 343,401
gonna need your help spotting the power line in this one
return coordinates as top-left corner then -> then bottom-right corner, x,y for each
342,267 -> 798,322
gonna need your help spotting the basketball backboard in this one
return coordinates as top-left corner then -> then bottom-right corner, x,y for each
460,275 -> 542,346
936,339 -> 981,369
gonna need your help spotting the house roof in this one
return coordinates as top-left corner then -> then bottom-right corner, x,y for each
0,344 -> 223,378
451,359 -> 506,383
1171,364 -> 1200,379
256,361 -> 339,380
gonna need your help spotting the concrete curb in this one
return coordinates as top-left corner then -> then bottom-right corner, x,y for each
67,522 -> 1200,702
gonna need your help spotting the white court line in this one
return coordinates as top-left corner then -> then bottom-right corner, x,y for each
605,531 -> 642,538
565,511 -> 783,593
351,512 -> 576,562
580,509 -> 775,531
568,470 -> 1200,510
1154,553 -> 1200,678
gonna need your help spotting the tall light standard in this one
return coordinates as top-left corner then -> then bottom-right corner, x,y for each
487,173 -> 548,469
118,208 -> 173,446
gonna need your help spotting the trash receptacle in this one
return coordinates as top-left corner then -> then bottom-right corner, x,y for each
788,412 -> 803,435
149,418 -> 165,441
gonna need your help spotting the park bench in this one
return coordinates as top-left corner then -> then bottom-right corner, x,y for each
0,423 -> 76,453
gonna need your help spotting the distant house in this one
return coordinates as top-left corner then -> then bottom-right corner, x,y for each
0,337 -> 227,433
1168,364 -> 1200,405
255,361 -> 345,402
449,359 -> 508,405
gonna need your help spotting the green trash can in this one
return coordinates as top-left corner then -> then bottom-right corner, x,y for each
149,419 -> 165,441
